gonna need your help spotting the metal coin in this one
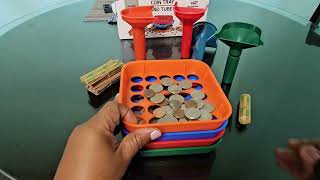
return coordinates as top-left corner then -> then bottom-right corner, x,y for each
159,115 -> 178,123
159,98 -> 169,106
185,107 -> 201,120
191,90 -> 205,100
194,99 -> 205,109
150,93 -> 165,104
173,108 -> 185,118
160,77 -> 174,86
200,110 -> 212,120
162,105 -> 174,115
201,103 -> 215,112
185,100 -> 197,108
143,89 -> 155,98
169,100 -> 182,109
169,94 -> 184,104
153,108 -> 166,118
168,84 -> 182,94
149,83 -> 163,93
179,80 -> 192,89
180,104 -> 187,111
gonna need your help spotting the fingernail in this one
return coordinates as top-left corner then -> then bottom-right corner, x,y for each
150,130 -> 161,140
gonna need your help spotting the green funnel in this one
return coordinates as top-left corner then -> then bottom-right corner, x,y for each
215,22 -> 263,84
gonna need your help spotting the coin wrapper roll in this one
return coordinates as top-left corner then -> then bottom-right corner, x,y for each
80,59 -> 124,95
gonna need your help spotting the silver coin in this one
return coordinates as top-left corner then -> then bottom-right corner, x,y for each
200,110 -> 212,120
185,107 -> 201,120
149,83 -> 163,93
194,99 -> 205,109
144,89 -> 156,98
169,100 -> 182,109
169,94 -> 184,104
179,80 -> 192,89
180,104 -> 187,111
191,90 -> 205,100
158,115 -> 178,123
168,84 -> 182,94
201,102 -> 215,112
185,100 -> 197,108
160,77 -> 174,86
153,108 -> 166,118
173,108 -> 185,118
150,93 -> 165,104
159,98 -> 169,106
162,105 -> 174,115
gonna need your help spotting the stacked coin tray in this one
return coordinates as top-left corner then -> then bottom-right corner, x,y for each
119,59 -> 232,133
140,139 -> 223,157
121,120 -> 228,142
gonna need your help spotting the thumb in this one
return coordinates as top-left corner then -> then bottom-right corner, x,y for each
117,128 -> 161,161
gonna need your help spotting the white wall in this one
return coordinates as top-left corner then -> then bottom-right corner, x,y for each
0,0 -> 83,36
237,0 -> 319,25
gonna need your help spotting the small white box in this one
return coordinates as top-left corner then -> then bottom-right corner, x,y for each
115,0 -> 209,39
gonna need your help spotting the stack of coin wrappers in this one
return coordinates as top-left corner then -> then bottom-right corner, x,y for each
80,59 -> 123,95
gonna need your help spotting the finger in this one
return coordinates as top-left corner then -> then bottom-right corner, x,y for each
95,101 -> 137,132
299,145 -> 320,179
117,128 -> 161,162
288,139 -> 320,152
275,148 -> 302,176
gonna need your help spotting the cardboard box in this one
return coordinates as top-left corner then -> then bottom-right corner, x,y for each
115,0 -> 209,39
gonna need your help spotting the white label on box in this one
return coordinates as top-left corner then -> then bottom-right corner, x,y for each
116,0 -> 209,39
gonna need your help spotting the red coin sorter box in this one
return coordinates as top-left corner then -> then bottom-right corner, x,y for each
119,59 -> 232,133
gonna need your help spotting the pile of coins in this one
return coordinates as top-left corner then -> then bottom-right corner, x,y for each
142,77 -> 215,123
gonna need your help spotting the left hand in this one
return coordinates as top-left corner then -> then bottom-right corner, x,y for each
54,101 -> 162,180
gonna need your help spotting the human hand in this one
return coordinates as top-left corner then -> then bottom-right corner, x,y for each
275,139 -> 320,180
54,101 -> 161,180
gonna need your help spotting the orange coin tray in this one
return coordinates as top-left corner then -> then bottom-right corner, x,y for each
119,59 -> 232,133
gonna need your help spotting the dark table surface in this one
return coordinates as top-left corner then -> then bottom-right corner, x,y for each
0,0 -> 319,179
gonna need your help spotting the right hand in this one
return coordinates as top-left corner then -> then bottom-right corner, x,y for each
275,139 -> 320,180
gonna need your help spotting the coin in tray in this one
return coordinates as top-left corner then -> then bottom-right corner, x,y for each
137,79 -> 216,123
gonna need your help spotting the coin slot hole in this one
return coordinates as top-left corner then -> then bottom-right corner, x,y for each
211,115 -> 217,120
148,105 -> 160,114
131,95 -> 144,103
149,117 -> 159,124
145,76 -> 157,82
131,85 -> 144,92
146,84 -> 151,89
131,76 -> 143,83
137,117 -> 146,124
160,75 -> 171,79
203,94 -> 208,100
187,74 -> 199,81
180,93 -> 192,101
192,83 -> 203,90
174,75 -> 185,81
131,106 -> 145,115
